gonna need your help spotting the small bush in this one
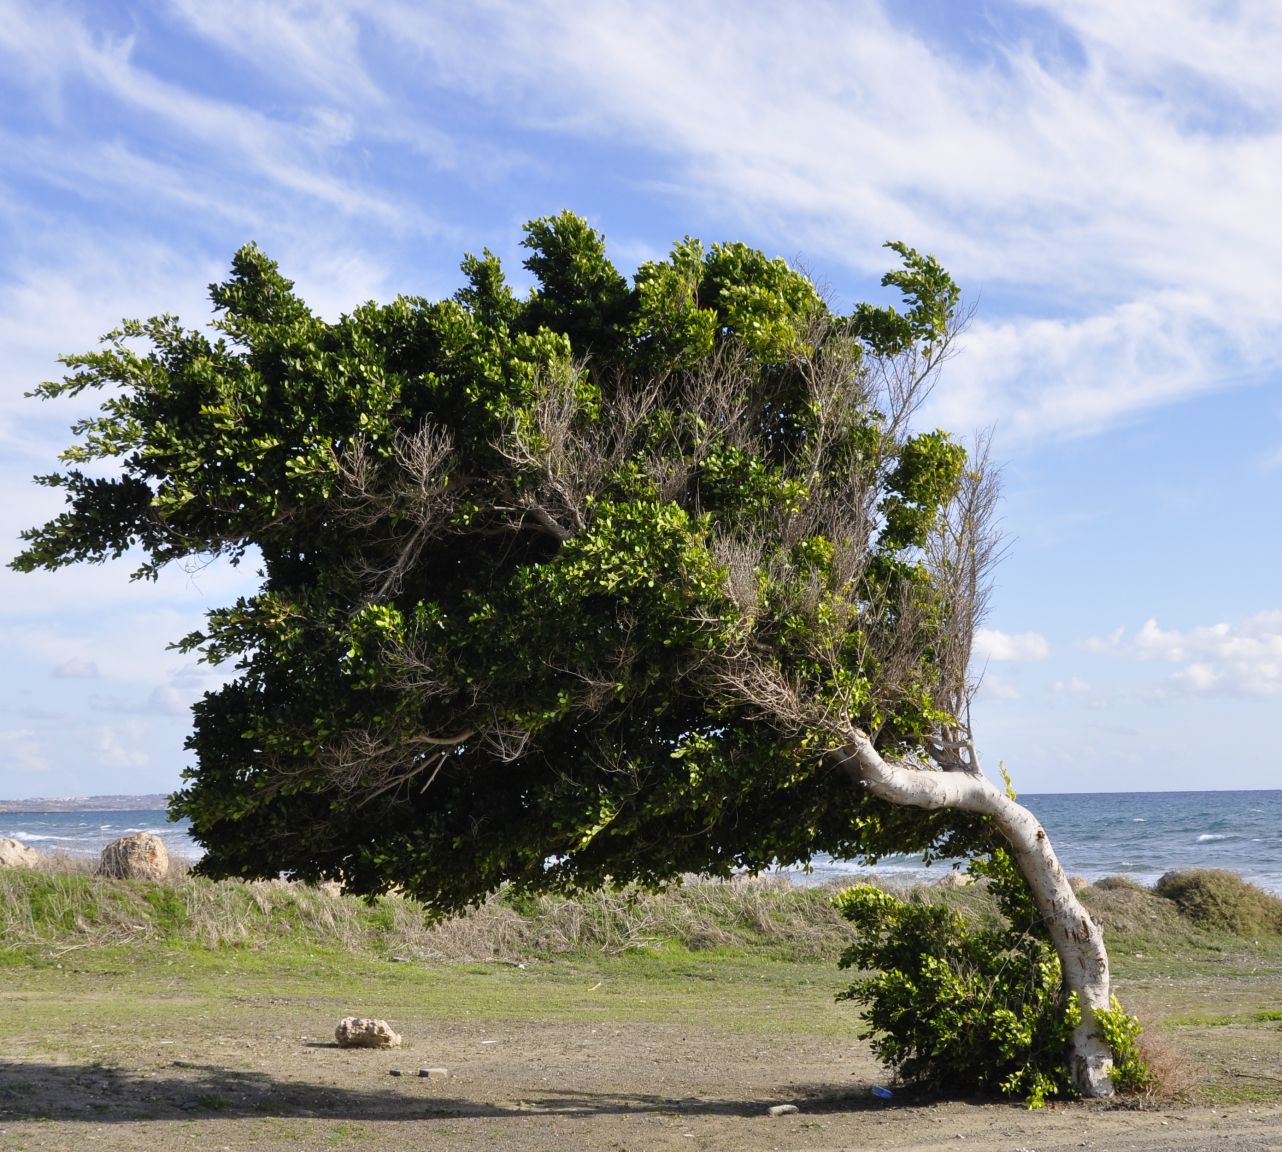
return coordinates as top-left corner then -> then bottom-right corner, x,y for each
1093,996 -> 1154,1095
1154,870 -> 1282,937
835,850 -> 1079,1107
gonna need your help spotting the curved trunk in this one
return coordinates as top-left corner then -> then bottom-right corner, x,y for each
833,733 -> 1115,1098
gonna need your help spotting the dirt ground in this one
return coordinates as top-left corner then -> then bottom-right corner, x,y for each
3,1010 -> 1281,1152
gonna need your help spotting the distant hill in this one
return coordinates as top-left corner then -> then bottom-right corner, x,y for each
0,794 -> 171,813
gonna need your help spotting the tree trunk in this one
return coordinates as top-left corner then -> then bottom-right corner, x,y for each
833,732 -> 1115,1098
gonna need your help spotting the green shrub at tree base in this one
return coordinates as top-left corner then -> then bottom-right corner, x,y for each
1093,995 -> 1155,1095
836,850 -> 1152,1107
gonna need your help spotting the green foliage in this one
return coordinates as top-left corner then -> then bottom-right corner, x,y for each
13,212 -> 978,916
835,851 -> 1079,1106
1154,869 -> 1282,937
1093,996 -> 1154,1095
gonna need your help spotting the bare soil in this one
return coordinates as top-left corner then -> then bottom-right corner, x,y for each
3,982 -> 1281,1152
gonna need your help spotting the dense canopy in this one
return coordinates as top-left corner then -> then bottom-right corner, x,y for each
15,213 -> 990,912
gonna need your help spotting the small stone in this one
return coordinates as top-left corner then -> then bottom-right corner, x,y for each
418,1067 -> 448,1078
388,1069 -> 404,1077
767,1104 -> 799,1116
335,1016 -> 401,1048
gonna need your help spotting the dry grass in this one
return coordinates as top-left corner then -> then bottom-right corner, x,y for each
3,853 -> 1276,976
1154,869 -> 1282,937
0,857 -> 856,963
1133,1024 -> 1197,1104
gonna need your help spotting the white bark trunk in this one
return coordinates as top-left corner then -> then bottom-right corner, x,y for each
834,732 -> 1115,1098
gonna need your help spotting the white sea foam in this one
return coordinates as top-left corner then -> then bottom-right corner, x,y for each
1197,833 -> 1229,842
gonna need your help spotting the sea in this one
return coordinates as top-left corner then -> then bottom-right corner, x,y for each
3,790 -> 1281,895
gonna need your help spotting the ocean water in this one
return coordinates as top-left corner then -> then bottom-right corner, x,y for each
0,809 -> 198,864
4,790 -> 1281,894
799,789 -> 1282,894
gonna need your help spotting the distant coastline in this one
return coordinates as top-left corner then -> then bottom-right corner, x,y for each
0,794 -> 171,813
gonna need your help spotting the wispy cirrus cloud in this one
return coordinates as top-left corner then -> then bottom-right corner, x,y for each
0,0 -> 415,225
358,0 -> 1282,442
11,1 -> 1276,446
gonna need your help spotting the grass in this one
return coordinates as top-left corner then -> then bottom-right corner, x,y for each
0,856 -> 856,964
2,857 -> 1282,1108
1154,868 -> 1282,937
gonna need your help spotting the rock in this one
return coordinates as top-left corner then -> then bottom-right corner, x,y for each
935,871 -> 972,888
767,1103 -> 800,1116
335,1017 -> 402,1049
0,838 -> 39,869
1068,875 -> 1089,893
418,1067 -> 448,1078
97,832 -> 169,881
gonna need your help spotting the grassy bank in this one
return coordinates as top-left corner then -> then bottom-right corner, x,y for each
3,857 -> 1279,968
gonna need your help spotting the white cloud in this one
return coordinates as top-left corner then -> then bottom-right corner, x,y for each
974,628 -> 1051,662
91,684 -> 200,719
0,1 -> 413,225
52,658 -> 99,679
94,725 -> 150,771
143,686 -> 191,717
1077,626 -> 1125,654
1054,676 -> 1092,697
1082,612 -> 1282,698
976,671 -> 1021,702
167,0 -> 387,108
359,0 -> 1282,442
1051,675 -> 1110,711
0,728 -> 48,775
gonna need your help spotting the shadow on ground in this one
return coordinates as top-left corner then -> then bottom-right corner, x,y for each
0,1060 -> 907,1124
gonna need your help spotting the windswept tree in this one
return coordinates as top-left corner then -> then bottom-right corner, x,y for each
13,213 -> 1114,1094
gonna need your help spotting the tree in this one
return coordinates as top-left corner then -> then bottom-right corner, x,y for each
12,213 -> 1113,1095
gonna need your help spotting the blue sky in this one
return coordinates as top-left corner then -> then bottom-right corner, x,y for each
2,0 -> 1281,799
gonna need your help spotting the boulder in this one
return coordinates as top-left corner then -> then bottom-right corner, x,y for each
97,832 -> 169,880
335,1017 -> 402,1049
0,838 -> 39,869
935,870 -> 973,888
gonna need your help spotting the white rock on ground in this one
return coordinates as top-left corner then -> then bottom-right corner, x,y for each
97,832 -> 169,880
0,838 -> 39,869
335,1017 -> 402,1048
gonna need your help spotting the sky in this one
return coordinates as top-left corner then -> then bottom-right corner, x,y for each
2,0 -> 1281,800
